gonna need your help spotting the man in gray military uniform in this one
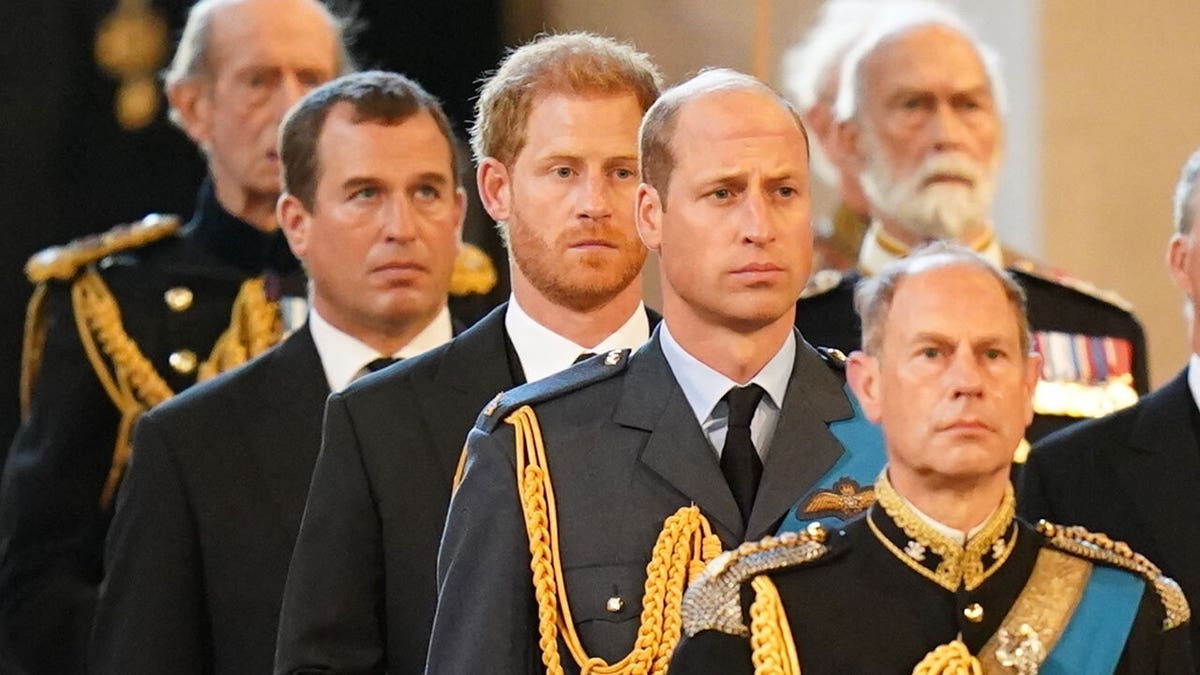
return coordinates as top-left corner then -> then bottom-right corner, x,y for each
426,68 -> 882,674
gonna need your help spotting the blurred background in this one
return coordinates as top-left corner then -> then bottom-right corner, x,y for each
3,0 -> 1199,450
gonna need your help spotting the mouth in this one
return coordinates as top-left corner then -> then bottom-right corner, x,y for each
937,418 -> 994,434
923,174 -> 974,188
372,261 -> 429,280
568,238 -> 618,250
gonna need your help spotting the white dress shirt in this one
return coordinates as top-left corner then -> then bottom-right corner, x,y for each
504,294 -> 651,384
658,320 -> 795,461
308,304 -> 453,393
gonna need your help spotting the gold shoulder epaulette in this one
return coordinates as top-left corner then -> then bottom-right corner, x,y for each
681,523 -> 832,638
25,214 -> 181,284
448,242 -> 497,296
1038,521 -> 1190,630
800,268 -> 843,299
1007,259 -> 1134,312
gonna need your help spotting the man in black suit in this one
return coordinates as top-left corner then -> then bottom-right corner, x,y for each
425,68 -> 884,674
1022,146 -> 1200,665
89,70 -> 472,675
794,8 -> 1148,444
273,34 -> 665,675
0,1 -> 350,672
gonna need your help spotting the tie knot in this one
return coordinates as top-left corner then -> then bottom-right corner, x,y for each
724,384 -> 765,428
365,356 -> 400,373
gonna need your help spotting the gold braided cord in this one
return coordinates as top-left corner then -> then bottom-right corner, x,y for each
197,277 -> 282,382
507,405 -> 721,675
748,575 -> 801,675
19,284 -> 49,419
71,269 -> 174,507
911,640 -> 983,675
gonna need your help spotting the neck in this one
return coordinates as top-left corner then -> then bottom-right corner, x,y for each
313,296 -> 444,357
510,268 -> 643,348
661,294 -> 794,384
210,172 -> 279,233
887,468 -> 1009,533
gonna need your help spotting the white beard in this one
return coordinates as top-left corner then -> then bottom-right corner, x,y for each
859,132 -> 998,242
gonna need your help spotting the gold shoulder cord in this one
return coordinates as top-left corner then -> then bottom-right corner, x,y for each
507,405 -> 723,674
19,284 -> 49,419
71,273 -> 281,507
196,277 -> 282,381
748,575 -> 802,675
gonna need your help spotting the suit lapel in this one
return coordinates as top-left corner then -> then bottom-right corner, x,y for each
615,334 -> 745,543
415,305 -> 517,482
747,337 -> 855,539
1116,370 -> 1200,579
245,325 -> 331,542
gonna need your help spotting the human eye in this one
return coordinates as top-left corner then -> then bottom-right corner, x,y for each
919,346 -> 942,359
709,187 -> 734,201
350,185 -> 380,201
612,167 -> 637,181
414,184 -> 442,202
982,347 -> 1007,361
553,166 -> 575,179
777,185 -> 798,198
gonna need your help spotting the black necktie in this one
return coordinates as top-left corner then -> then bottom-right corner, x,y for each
720,384 -> 766,527
572,352 -> 597,365
364,356 -> 400,373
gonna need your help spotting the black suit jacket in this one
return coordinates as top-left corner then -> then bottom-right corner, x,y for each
274,304 -> 660,675
425,329 -> 859,674
88,325 -> 329,675
1022,367 -> 1200,665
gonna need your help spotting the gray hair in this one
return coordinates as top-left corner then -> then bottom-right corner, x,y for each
1174,147 -> 1200,234
834,5 -> 1008,123
854,241 -> 1030,356
163,0 -> 357,128
639,68 -> 807,207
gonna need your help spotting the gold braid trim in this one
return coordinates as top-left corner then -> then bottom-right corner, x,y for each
19,284 -> 49,419
71,269 -> 174,507
911,640 -> 983,675
748,575 -> 802,675
1037,520 -> 1192,631
196,277 -> 282,381
507,405 -> 721,675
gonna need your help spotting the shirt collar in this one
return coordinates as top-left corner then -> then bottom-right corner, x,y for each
1188,354 -> 1200,412
308,304 -> 452,392
504,294 -> 651,383
857,220 -> 1003,277
658,319 -> 795,426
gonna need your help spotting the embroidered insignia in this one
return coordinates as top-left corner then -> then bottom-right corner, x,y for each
993,539 -> 1008,560
905,540 -> 927,562
800,477 -> 876,520
604,350 -> 623,366
482,392 -> 504,418
995,623 -> 1045,674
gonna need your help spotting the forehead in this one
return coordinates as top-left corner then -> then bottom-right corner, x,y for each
863,25 -> 990,97
884,264 -> 1020,343
519,91 -> 643,159
670,89 -> 809,177
316,106 -> 454,180
206,0 -> 338,74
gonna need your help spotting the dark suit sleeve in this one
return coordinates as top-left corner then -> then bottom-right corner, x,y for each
669,630 -> 754,675
1117,589 -> 1195,674
274,393 -> 387,675
424,426 -> 540,674
89,411 -> 206,675
0,282 -> 120,673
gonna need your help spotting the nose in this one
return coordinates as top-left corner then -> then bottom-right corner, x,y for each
577,171 -> 613,221
928,102 -> 969,153
276,74 -> 310,115
382,197 -> 418,243
740,189 -> 775,245
947,347 -> 985,399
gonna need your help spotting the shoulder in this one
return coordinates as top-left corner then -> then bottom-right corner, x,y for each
25,214 -> 182,284
1036,520 -> 1190,630
1008,264 -> 1136,317
681,524 -> 842,638
474,348 -> 630,433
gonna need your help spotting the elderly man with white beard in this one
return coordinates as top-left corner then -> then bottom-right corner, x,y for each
795,7 -> 1149,444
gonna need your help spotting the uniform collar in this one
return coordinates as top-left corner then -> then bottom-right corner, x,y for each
857,221 -> 1002,277
503,293 -> 650,383
867,474 -> 1019,592
186,179 -> 300,275
308,304 -> 452,392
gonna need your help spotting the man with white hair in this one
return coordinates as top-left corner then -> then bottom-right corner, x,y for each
1023,146 -> 1200,666
795,8 -> 1149,443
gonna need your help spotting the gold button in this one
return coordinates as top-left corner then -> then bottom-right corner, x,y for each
164,287 -> 194,312
606,596 -> 623,613
169,349 -> 198,375
963,603 -> 984,623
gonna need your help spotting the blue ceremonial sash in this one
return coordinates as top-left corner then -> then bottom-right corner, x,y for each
1042,565 -> 1144,675
776,383 -> 886,534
